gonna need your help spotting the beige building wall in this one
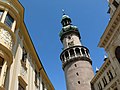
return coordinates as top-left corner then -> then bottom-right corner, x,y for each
0,0 -> 54,90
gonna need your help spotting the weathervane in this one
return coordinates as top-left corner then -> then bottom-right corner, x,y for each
62,9 -> 65,15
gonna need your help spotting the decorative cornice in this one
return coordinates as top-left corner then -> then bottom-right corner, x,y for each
91,58 -> 111,83
98,4 -> 120,49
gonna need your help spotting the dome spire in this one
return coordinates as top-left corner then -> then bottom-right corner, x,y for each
62,9 -> 65,15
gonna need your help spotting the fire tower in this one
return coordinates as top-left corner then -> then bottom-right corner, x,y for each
59,13 -> 94,90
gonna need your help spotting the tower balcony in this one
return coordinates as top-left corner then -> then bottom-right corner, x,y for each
60,46 -> 92,69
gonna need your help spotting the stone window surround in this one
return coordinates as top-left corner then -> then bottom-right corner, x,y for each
97,81 -> 102,90
18,76 -> 27,90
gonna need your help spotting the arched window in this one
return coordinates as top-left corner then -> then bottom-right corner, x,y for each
115,46 -> 120,63
65,51 -> 69,59
81,48 -> 85,55
70,49 -> 75,57
75,48 -> 80,55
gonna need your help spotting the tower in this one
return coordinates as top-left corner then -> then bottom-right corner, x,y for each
59,13 -> 94,90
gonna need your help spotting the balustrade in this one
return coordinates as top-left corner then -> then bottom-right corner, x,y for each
60,46 -> 90,64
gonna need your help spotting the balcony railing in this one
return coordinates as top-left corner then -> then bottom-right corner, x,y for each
60,46 -> 92,68
0,29 -> 13,50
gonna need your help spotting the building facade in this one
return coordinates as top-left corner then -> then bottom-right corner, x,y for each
0,0 -> 54,90
91,58 -> 120,90
59,14 -> 94,90
91,0 -> 120,90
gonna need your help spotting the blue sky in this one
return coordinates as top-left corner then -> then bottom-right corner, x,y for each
20,0 -> 109,90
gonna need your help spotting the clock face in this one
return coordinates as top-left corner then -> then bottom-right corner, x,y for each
115,46 -> 120,63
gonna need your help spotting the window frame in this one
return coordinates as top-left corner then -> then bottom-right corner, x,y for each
0,57 -> 4,76
4,13 -> 14,28
102,76 -> 107,87
112,0 -> 119,8
98,82 -> 102,90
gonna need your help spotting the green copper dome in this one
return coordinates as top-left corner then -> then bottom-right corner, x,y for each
59,14 -> 81,41
62,15 -> 71,20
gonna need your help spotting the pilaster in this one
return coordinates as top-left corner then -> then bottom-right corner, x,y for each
1,10 -> 8,23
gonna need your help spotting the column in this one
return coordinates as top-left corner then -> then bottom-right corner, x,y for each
73,48 -> 77,57
79,48 -> 83,57
11,20 -> 16,32
1,10 -> 8,23
0,61 -> 7,87
84,49 -> 88,57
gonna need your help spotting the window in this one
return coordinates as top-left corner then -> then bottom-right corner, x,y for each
68,41 -> 74,47
78,81 -> 80,84
115,46 -> 120,63
65,51 -> 69,59
22,47 -> 27,64
68,36 -> 71,40
81,48 -> 85,56
112,0 -> 119,8
35,70 -> 37,84
98,82 -> 102,90
70,49 -> 75,57
0,57 -> 4,76
74,64 -> 77,67
75,48 -> 80,55
42,82 -> 45,90
102,76 -> 107,87
107,70 -> 113,81
5,13 -> 14,28
18,83 -> 25,90
0,10 -> 3,20
76,72 -> 79,76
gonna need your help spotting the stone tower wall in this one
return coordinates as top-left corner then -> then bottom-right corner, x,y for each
64,60 -> 94,90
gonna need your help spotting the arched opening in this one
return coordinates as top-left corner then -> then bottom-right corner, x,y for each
81,48 -> 85,56
115,46 -> 120,63
65,51 -> 69,59
62,55 -> 65,62
75,48 -> 80,55
70,49 -> 75,57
